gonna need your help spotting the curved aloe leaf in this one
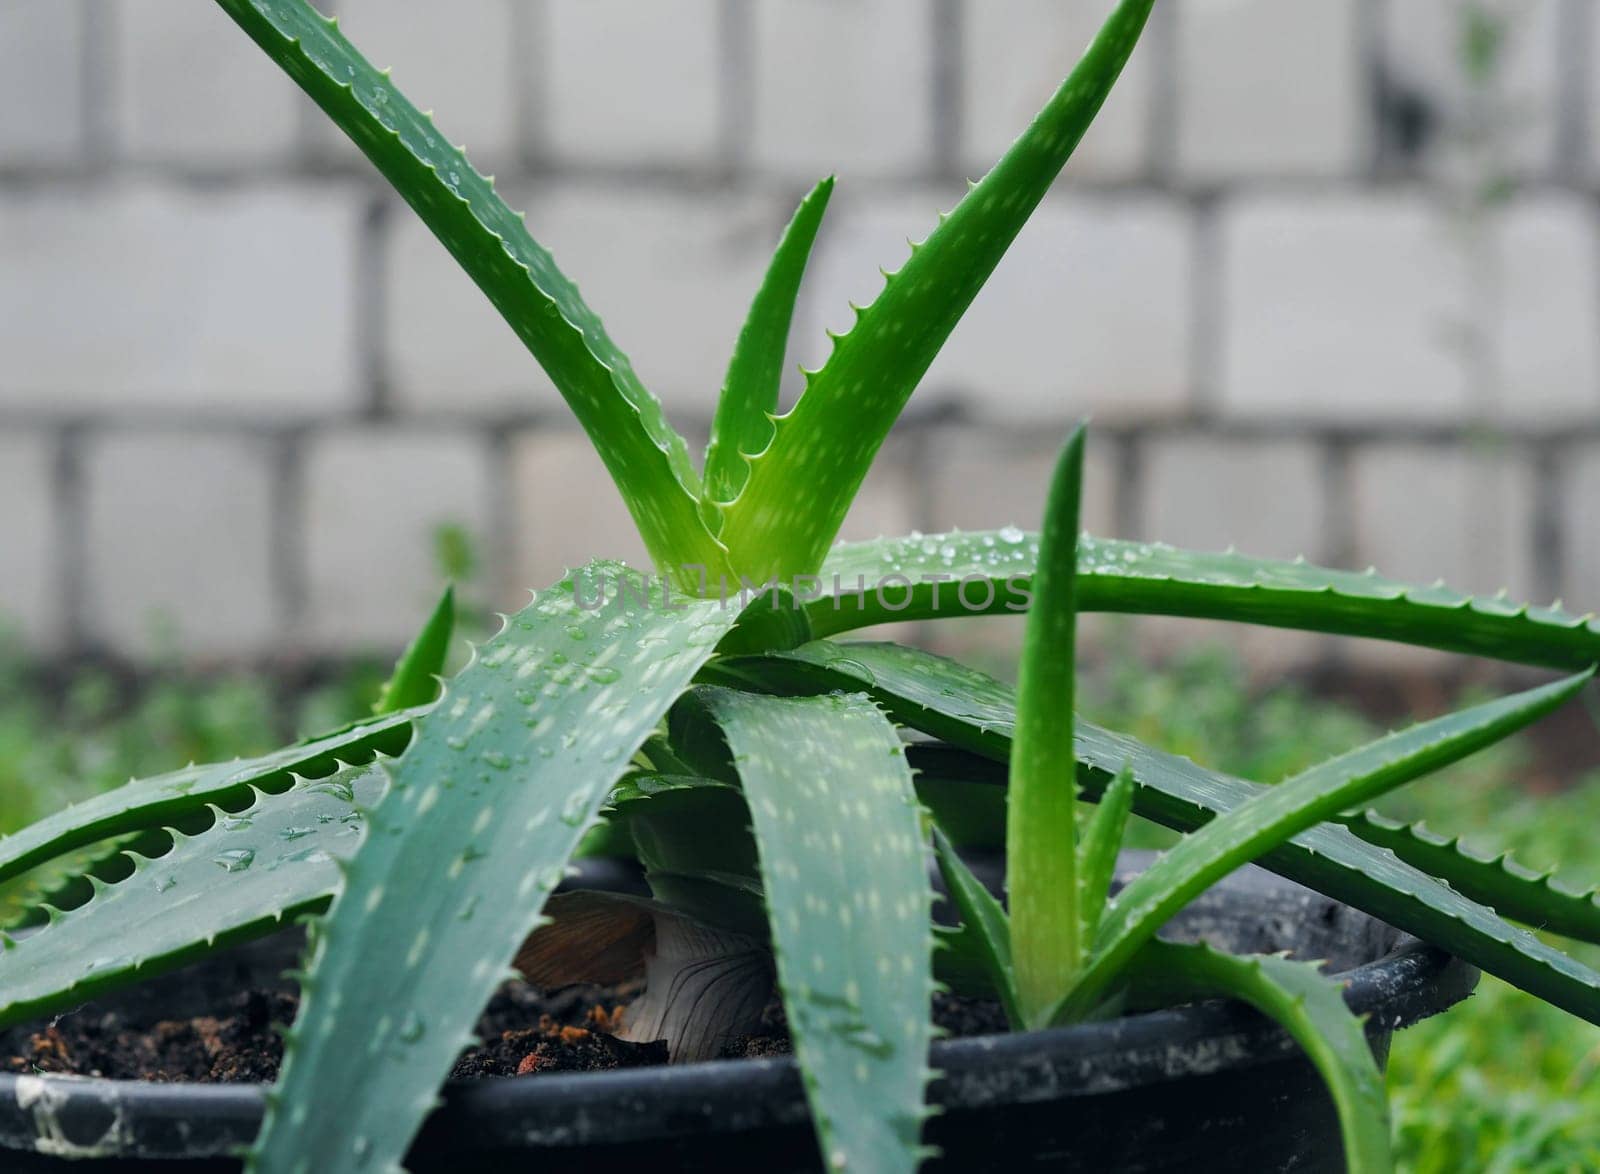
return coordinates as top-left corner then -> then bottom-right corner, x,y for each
0,764 -> 382,1030
714,641 -> 1600,1025
216,0 -> 729,583
1077,766 -> 1134,954
695,686 -> 935,1174
373,585 -> 454,714
703,177 -> 835,511
1063,672 -> 1590,1019
248,564 -> 738,1174
716,0 -> 1155,580
810,530 -> 1600,669
1340,809 -> 1600,944
0,710 -> 414,890
1126,941 -> 1392,1174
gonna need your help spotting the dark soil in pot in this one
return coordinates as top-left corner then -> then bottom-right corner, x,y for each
0,855 -> 1477,1172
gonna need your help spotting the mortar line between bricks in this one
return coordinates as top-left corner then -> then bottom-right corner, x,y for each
1554,0 -> 1590,185
80,0 -> 115,166
930,0 -> 964,182
1353,0 -> 1386,180
1532,438 -> 1565,606
1320,435 -> 1356,572
1143,0 -> 1178,184
269,428 -> 309,652
485,425 -> 517,601
1187,194 -> 1221,420
515,0 -> 549,173
357,195 -> 393,419
1116,430 -> 1145,544
50,424 -> 87,657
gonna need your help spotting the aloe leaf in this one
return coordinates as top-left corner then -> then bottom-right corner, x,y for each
1126,941 -> 1393,1174
1008,426 -> 1084,1024
811,529 -> 1600,670
1340,809 -> 1600,944
216,0 -> 728,582
1064,672 -> 1590,1019
716,641 -> 1600,1025
373,585 -> 454,714
703,177 -> 835,511
0,764 -> 382,1030
0,710 -> 414,890
248,564 -> 739,1174
932,827 -> 1019,1028
1077,765 -> 1134,955
716,1 -> 1154,580
695,686 -> 935,1174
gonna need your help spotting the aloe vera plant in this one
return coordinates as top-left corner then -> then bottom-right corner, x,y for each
6,1 -> 1600,1171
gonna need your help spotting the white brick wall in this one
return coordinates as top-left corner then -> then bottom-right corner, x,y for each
924,426 -> 1118,537
1219,194 -> 1467,421
316,0 -> 521,168
301,431 -> 492,651
82,432 -> 278,657
0,0 -> 85,165
749,0 -> 935,180
0,184 -> 362,415
1142,435 -> 1324,560
797,191 -> 1193,420
510,429 -> 652,592
959,0 -> 1150,181
0,435 -> 60,650
1176,0 -> 1366,181
544,0 -> 723,169
111,2 -> 302,165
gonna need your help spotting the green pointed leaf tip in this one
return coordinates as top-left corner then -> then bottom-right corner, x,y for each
216,0 -> 729,584
1008,426 -> 1085,1026
374,585 -> 455,714
704,176 -> 835,511
1076,765 -> 1134,956
248,564 -> 740,1174
1128,942 -> 1393,1174
812,529 -> 1600,670
697,687 -> 935,1174
716,1 -> 1154,580
720,640 -> 1600,1026
1070,670 -> 1592,1018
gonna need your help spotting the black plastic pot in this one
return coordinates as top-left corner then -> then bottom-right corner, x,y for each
0,855 -> 1475,1172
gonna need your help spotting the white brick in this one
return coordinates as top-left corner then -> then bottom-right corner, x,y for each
1176,0 -> 1366,180
1381,0 -> 1559,177
1142,436 -> 1324,561
385,203 -> 554,414
795,191 -> 1192,420
1562,447 -> 1600,617
83,432 -> 277,657
833,437 -> 916,545
318,0 -> 520,166
750,0 -> 934,180
111,2 -> 301,164
1350,443 -> 1536,599
1494,195 -> 1600,420
0,0 -> 85,164
545,0 -> 722,168
0,435 -> 60,650
302,431 -> 491,651
524,185 -> 784,415
1219,195 -> 1467,421
1139,435 -> 1327,672
0,184 -> 361,415
510,429 -> 652,593
925,427 -> 1118,537
1347,443 -> 1537,669
960,0 -> 1149,180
